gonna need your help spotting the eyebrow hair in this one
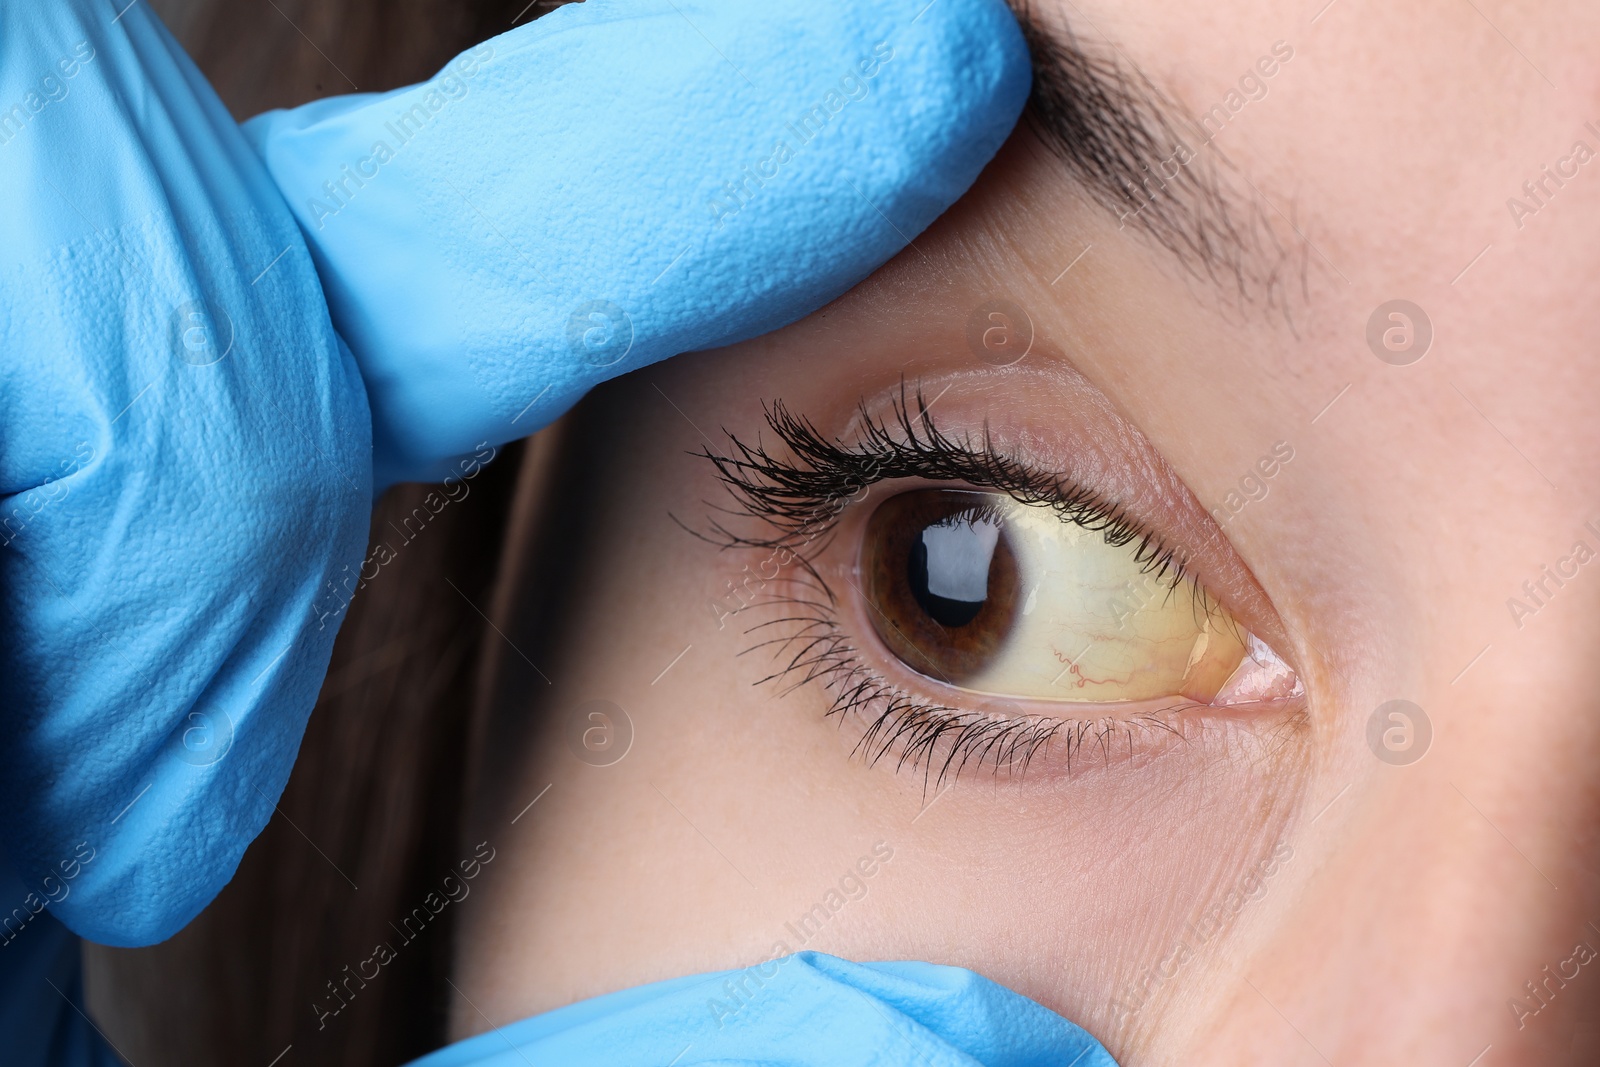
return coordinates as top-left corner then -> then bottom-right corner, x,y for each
1007,3 -> 1302,313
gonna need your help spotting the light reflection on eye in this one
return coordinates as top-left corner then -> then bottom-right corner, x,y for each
860,489 -> 1300,705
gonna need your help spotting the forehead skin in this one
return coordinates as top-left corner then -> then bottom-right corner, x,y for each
457,3 -> 1600,1064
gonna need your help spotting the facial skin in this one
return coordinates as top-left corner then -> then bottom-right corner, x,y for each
454,2 -> 1600,1063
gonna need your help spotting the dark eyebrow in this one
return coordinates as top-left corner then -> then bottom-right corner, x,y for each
1007,4 -> 1300,311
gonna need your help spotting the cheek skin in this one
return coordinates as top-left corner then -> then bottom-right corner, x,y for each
452,363 -> 1311,1065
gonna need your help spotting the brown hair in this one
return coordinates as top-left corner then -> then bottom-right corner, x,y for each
82,1 -> 569,1062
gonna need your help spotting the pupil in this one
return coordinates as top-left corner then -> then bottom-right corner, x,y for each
907,516 -> 999,628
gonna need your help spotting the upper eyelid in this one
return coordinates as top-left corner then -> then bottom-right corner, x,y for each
696,385 -> 1191,591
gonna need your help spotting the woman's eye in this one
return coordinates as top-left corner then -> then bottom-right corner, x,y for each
859,489 -> 1299,705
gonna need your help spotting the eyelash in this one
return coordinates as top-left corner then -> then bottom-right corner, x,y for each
690,384 -> 1208,789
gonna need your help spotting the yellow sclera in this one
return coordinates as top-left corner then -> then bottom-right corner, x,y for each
962,502 -> 1245,702
863,491 -> 1250,704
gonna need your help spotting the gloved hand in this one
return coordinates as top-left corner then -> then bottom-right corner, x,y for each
0,849 -> 121,1067
244,0 -> 1030,487
409,953 -> 1118,1067
0,0 -> 1029,948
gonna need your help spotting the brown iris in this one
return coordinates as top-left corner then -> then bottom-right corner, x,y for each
860,489 -> 1022,685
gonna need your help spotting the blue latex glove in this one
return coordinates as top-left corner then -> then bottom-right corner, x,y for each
409,953 -> 1118,1067
0,0 -> 372,949
0,851 -> 122,1067
2,944 -> 1118,1067
244,0 -> 1030,487
0,0 -> 1029,951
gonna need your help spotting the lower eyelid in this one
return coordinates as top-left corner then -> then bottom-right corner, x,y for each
720,542 -> 1302,784
800,549 -> 1295,782
789,555 -> 1306,781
